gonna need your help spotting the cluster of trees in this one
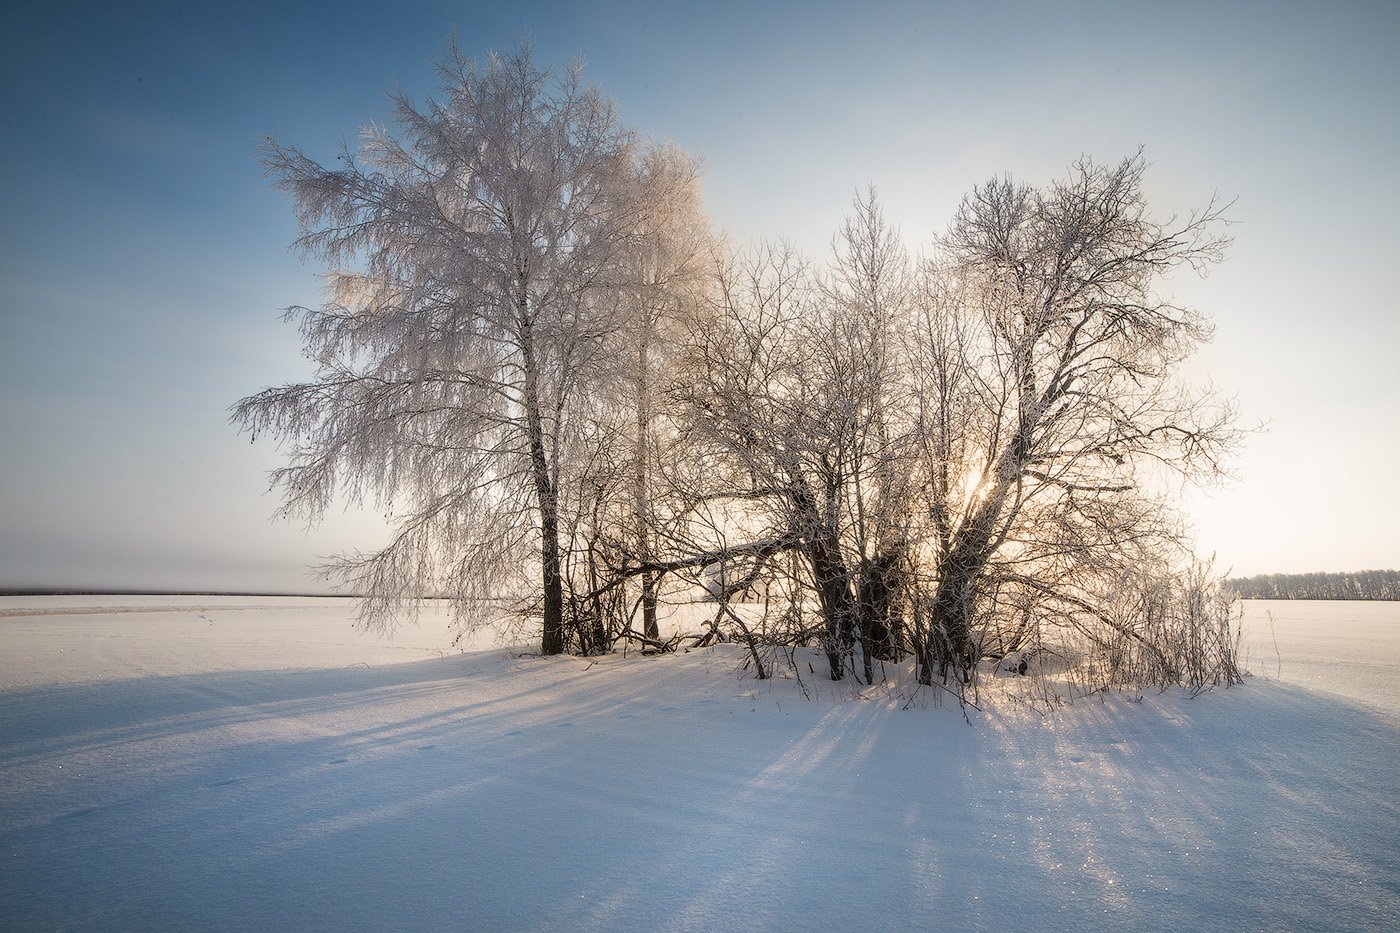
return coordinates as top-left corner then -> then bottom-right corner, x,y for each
1228,570 -> 1400,601
235,42 -> 1243,690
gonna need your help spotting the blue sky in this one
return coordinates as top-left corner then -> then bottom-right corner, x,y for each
2,0 -> 1397,590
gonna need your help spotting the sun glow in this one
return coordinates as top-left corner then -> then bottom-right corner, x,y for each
957,457 -> 990,513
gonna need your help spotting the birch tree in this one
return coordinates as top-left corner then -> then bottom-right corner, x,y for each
612,145 -> 713,640
233,41 -> 652,654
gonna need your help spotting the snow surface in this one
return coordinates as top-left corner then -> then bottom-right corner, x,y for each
1238,599 -> 1400,719
1,597 -> 1397,930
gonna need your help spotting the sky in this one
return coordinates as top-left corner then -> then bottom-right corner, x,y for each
2,0 -> 1397,592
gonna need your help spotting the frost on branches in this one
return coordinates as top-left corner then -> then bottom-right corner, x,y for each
236,40 -> 1243,692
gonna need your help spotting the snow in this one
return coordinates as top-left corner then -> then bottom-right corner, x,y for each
1,597 -> 1397,930
1238,599 -> 1400,718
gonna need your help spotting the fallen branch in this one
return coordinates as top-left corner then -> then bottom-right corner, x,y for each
610,627 -> 681,653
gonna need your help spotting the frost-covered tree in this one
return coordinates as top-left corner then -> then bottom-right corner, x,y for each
676,225 -> 912,681
238,50 -> 1240,692
1228,570 -> 1400,600
902,154 -> 1240,683
822,189 -> 917,680
674,158 -> 1240,687
608,144 -> 714,640
233,41 -> 666,654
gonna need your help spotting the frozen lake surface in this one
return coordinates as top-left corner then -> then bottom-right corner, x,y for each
1,596 -> 1397,930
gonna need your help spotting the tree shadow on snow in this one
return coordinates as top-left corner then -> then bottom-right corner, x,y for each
1,654 -> 1397,931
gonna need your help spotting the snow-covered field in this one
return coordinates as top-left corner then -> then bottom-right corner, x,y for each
1237,599 -> 1400,718
1,597 -> 1396,930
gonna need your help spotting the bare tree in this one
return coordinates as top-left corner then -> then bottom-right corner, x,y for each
232,40 -> 657,654
823,189 -> 916,682
238,53 -> 1240,698
663,159 -> 1242,690
675,233 -> 912,681
902,153 -> 1240,683
612,145 -> 714,640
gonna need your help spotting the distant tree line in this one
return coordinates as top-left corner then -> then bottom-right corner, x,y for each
235,40 -> 1245,692
1227,570 -> 1400,601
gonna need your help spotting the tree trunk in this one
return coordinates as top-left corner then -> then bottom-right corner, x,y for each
919,536 -> 989,685
521,301 -> 566,656
635,322 -> 660,640
808,537 -> 853,680
641,571 -> 659,640
789,479 -> 858,680
539,504 -> 566,655
927,571 -> 975,684
918,477 -> 1016,683
858,551 -> 903,658
529,403 -> 565,655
